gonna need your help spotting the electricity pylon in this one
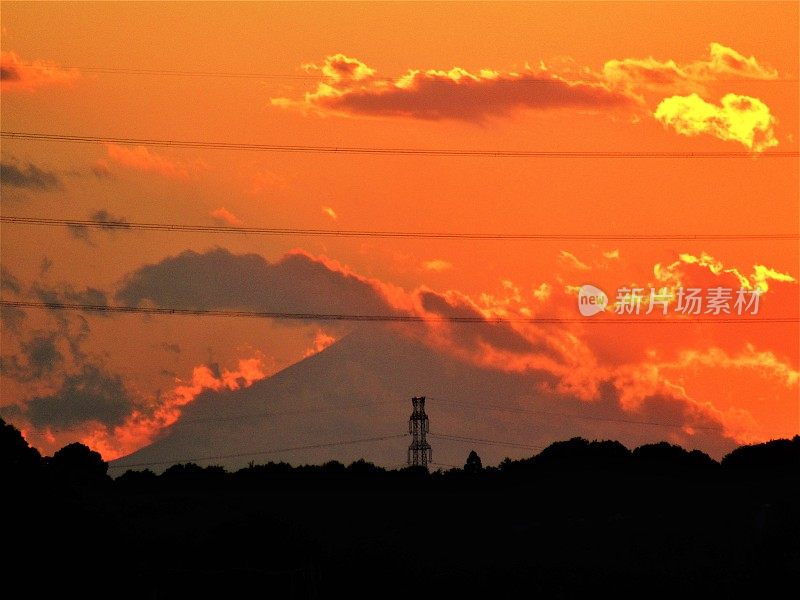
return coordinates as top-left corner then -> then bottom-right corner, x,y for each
407,396 -> 432,468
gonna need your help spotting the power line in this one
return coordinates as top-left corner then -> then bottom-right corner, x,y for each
19,393 -> 729,437
2,215 -> 797,241
429,461 -> 462,469
432,397 -> 726,432
3,300 -> 796,324
21,399 -> 402,436
13,62 -> 319,79
107,432 -> 409,469
3,131 -> 798,158
14,62 -> 800,83
429,432 -> 545,451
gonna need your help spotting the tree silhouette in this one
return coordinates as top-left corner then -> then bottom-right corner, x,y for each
722,435 -> 800,473
47,442 -> 108,484
464,450 -> 483,474
0,417 -> 42,476
633,441 -> 717,474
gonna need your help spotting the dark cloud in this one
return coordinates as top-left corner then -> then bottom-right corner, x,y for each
0,162 -> 62,191
323,73 -> 635,121
24,364 -> 135,428
33,281 -> 109,308
0,267 -> 25,331
64,287 -> 108,306
28,284 -> 94,358
115,248 -> 398,318
161,342 -> 181,354
1,65 -> 20,81
0,333 -> 63,382
68,224 -> 93,244
21,334 -> 63,378
419,291 -> 551,355
90,163 -> 114,180
40,257 -> 54,276
274,55 -> 636,122
0,304 -> 26,332
91,209 -> 130,229
1,266 -> 22,295
69,209 -> 131,245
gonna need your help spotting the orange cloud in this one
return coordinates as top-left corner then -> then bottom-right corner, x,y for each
273,54 -> 636,121
672,345 -> 798,388
0,50 -> 80,92
245,168 -> 287,195
105,144 -> 190,180
654,252 -> 795,293
82,357 -> 268,460
654,93 -> 778,151
322,206 -> 338,220
303,330 -> 337,357
422,259 -> 452,272
613,344 -> 798,443
303,53 -> 376,82
558,250 -> 591,271
701,42 -> 779,80
103,246 -> 795,459
210,207 -> 243,226
603,42 -> 778,93
611,359 -> 758,443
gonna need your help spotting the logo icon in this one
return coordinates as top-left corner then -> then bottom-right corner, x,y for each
578,284 -> 608,317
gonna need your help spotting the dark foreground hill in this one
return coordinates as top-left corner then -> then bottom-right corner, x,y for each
3,418 -> 799,599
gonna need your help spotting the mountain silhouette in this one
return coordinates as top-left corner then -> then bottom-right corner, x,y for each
112,324 -> 736,471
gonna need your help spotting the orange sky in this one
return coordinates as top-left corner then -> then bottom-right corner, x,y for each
1,2 -> 798,463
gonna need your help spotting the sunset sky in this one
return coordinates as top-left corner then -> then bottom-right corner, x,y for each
1,2 -> 798,466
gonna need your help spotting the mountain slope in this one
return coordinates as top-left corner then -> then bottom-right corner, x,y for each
111,325 -> 735,472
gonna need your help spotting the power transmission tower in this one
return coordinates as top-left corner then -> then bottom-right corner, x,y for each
407,396 -> 432,468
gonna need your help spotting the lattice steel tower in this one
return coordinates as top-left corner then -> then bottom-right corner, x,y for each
407,396 -> 432,468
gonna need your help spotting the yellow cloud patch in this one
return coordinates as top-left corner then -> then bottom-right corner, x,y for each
423,259 -> 453,272
654,93 -> 778,151
604,42 -> 777,92
751,265 -> 796,293
655,252 -> 795,293
558,250 -> 591,271
210,207 -> 243,226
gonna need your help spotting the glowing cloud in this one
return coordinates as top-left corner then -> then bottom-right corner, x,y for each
210,207 -> 243,226
322,206 -> 338,220
303,330 -> 337,357
304,53 -> 376,82
0,50 -> 80,92
105,144 -> 190,180
657,252 -> 796,293
751,265 -> 797,293
654,93 -> 778,151
81,357 -> 268,460
423,259 -> 453,272
603,42 -> 778,92
273,54 -> 635,121
702,42 -> 779,80
559,250 -> 591,271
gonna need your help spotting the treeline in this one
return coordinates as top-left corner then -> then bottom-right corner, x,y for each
3,416 -> 798,491
2,416 -> 798,598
